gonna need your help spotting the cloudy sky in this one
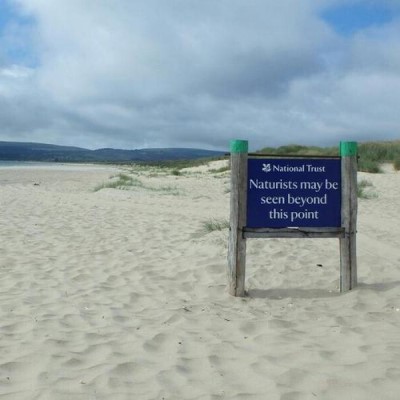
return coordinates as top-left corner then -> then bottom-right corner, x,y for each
0,0 -> 400,151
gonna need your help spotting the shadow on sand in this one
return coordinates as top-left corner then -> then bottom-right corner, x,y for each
248,280 -> 400,299
247,287 -> 340,299
357,281 -> 400,292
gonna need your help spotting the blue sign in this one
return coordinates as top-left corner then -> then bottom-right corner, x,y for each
247,158 -> 341,228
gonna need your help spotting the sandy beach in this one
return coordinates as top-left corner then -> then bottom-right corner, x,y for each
0,161 -> 400,400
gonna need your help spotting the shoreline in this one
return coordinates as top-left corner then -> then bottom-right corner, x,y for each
0,161 -> 121,172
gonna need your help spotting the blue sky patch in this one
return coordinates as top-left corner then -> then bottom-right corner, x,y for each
321,2 -> 395,35
0,0 -> 38,67
0,0 -> 18,33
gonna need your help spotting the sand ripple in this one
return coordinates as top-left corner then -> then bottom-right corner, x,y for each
0,164 -> 399,399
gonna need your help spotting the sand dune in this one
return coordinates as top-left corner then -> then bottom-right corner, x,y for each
0,162 -> 399,399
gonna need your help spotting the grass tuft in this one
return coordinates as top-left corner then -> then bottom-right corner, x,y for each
202,218 -> 230,233
210,165 -> 231,174
93,173 -> 143,192
94,172 -> 181,195
358,159 -> 382,173
358,179 -> 377,199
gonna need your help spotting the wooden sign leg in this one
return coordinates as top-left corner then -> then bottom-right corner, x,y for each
227,140 -> 248,297
340,141 -> 358,292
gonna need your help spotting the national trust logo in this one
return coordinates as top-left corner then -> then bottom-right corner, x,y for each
262,163 -> 271,173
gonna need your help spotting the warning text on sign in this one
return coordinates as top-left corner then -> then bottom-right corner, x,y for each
247,159 -> 341,228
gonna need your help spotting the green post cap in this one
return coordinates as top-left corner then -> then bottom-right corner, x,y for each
340,141 -> 358,157
230,140 -> 248,153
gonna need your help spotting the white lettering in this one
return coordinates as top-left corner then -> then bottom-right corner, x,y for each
300,181 -> 323,193
249,179 -> 298,190
290,209 -> 320,222
306,165 -> 326,172
261,196 -> 285,205
272,164 -> 305,173
287,193 -> 327,208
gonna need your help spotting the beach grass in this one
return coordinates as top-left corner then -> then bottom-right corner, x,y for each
137,157 -> 225,171
202,218 -> 230,233
358,179 -> 377,199
357,141 -> 400,172
210,165 -> 230,174
94,172 -> 181,195
257,144 -> 337,157
357,159 -> 382,173
149,185 -> 181,196
257,141 -> 400,173
93,173 -> 143,192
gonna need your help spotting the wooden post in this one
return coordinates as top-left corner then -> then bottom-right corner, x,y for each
340,141 -> 358,292
227,140 -> 248,297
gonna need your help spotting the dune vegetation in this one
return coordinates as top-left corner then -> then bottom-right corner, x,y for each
259,140 -> 400,173
137,140 -> 400,174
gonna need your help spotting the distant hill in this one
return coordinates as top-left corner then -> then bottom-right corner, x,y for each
0,141 -> 224,163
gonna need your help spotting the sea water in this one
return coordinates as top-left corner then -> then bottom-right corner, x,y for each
0,161 -> 66,169
0,161 -> 116,171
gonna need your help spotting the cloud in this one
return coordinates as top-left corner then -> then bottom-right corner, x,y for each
0,0 -> 399,150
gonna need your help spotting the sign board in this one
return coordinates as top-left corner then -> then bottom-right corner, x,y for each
227,140 -> 358,297
247,158 -> 341,228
